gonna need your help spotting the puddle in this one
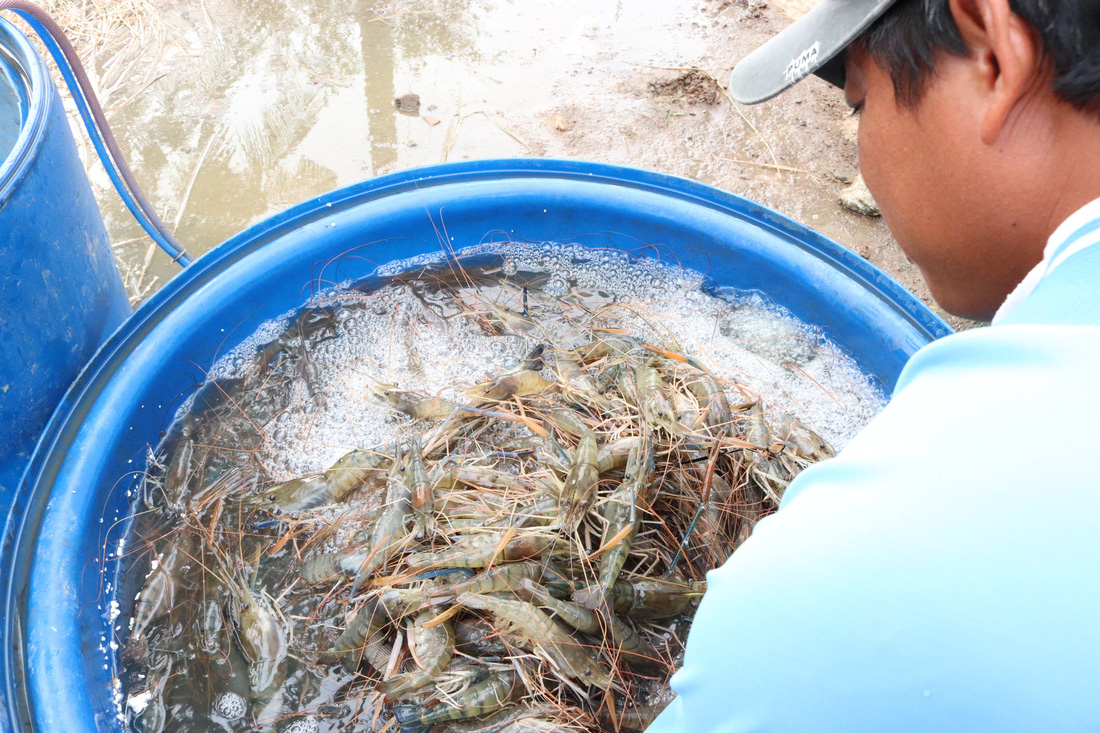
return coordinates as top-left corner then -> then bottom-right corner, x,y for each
92,0 -> 707,289
39,0 -> 963,325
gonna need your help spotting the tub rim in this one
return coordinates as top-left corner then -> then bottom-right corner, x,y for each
0,16 -> 49,207
3,158 -> 953,730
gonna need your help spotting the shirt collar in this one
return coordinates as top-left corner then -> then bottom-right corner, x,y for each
992,197 -> 1100,324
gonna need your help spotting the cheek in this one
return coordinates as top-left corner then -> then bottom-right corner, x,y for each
856,117 -> 909,226
855,114 -> 941,264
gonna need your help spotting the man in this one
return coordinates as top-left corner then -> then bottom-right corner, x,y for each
648,0 -> 1100,730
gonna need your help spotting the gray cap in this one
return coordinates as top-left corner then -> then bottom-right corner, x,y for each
729,0 -> 898,104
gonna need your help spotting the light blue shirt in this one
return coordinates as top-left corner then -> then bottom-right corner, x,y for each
649,200 -> 1100,732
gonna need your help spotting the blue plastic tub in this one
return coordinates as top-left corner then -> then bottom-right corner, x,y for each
0,17 -> 130,502
2,159 -> 951,729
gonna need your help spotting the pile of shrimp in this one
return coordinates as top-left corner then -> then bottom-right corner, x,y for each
122,258 -> 837,733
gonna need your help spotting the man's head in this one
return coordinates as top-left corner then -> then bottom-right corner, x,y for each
733,0 -> 1100,321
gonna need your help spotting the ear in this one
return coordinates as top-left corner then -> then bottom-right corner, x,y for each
948,0 -> 1043,144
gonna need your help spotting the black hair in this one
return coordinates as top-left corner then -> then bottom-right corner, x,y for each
861,0 -> 1100,114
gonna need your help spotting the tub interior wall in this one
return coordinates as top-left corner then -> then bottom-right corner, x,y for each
0,53 -> 23,163
0,23 -> 32,182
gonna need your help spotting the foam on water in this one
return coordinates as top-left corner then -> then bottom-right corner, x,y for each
203,242 -> 887,480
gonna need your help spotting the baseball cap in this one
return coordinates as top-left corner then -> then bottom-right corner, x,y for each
729,0 -> 898,104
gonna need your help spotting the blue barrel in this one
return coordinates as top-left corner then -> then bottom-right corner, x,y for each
0,18 -> 130,504
1,159 -> 951,729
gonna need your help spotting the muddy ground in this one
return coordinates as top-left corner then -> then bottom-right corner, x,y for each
53,0 -> 975,330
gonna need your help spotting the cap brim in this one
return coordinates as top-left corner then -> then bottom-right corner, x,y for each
729,0 -> 897,104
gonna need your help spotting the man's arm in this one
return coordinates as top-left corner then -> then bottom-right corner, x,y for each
648,325 -> 1100,732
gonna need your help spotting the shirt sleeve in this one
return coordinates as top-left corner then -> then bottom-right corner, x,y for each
646,325 -> 1100,733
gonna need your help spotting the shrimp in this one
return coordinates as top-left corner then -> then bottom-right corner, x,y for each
521,343 -> 547,372
318,595 -> 392,673
405,532 -> 566,571
225,574 -> 289,697
421,409 -> 488,457
472,369 -> 555,401
325,447 -> 393,501
205,629 -> 253,720
263,447 -> 389,513
197,598 -> 225,657
595,435 -> 647,473
501,494 -> 560,529
195,564 -> 229,659
131,531 -> 194,640
634,360 -> 682,435
392,668 -> 520,728
408,438 -> 437,538
574,578 -> 706,620
188,466 -> 254,521
434,703 -> 566,733
669,388 -> 702,429
597,700 -> 670,732
425,560 -> 546,604
453,616 -> 512,657
553,352 -> 612,412
347,442 -> 416,595
606,360 -> 638,406
591,435 -> 653,606
245,307 -> 336,397
289,306 -> 339,344
779,415 -> 836,462
299,541 -> 373,586
134,654 -> 172,733
479,295 -> 541,336
430,657 -> 497,696
444,463 -> 525,492
516,579 -> 598,635
518,579 -> 659,672
560,430 -> 600,531
378,610 -> 455,700
405,327 -> 426,376
539,405 -> 594,439
375,586 -> 435,621
683,369 -> 733,433
317,584 -> 432,665
261,474 -> 329,513
161,436 -> 196,512
567,335 -> 641,363
697,470 -> 741,565
744,400 -> 776,450
745,401 -> 790,503
367,377 -> 457,420
457,593 -> 612,688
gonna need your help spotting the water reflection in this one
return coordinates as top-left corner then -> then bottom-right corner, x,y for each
359,0 -> 397,178
95,0 -> 705,292
100,0 -> 467,287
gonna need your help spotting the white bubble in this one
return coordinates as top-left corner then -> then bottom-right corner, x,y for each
214,692 -> 247,720
283,718 -> 320,733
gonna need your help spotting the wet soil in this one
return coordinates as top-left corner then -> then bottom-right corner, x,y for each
71,0 -> 974,330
